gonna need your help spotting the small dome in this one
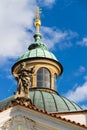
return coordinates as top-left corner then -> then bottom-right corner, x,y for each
29,88 -> 82,113
17,43 -> 58,62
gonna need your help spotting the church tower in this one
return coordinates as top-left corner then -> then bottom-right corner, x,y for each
11,7 -> 81,113
12,7 -> 62,99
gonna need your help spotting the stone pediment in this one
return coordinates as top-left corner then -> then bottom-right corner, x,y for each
0,105 -> 86,130
1,115 -> 36,130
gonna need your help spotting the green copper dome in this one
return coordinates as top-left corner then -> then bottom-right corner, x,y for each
29,88 -> 82,113
18,45 -> 57,62
17,10 -> 58,62
17,34 -> 58,62
0,88 -> 82,113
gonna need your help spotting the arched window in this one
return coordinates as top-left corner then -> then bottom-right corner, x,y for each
37,68 -> 51,88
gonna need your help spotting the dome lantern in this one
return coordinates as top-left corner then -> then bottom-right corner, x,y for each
12,7 -> 63,95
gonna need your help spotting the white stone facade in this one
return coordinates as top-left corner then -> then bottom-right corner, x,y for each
0,105 -> 86,130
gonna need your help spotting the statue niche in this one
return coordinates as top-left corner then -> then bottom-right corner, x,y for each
14,63 -> 35,99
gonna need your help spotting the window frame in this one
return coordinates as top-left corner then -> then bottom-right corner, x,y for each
37,67 -> 51,88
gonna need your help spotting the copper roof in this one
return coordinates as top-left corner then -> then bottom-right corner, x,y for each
0,89 -> 82,113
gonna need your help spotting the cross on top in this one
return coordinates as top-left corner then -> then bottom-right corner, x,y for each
36,7 -> 41,18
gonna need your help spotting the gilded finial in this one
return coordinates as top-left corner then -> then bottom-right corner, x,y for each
34,7 -> 41,33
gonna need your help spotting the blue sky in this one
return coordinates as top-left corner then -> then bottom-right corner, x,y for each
0,0 -> 87,109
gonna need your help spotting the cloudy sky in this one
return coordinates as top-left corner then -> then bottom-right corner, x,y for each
0,0 -> 87,109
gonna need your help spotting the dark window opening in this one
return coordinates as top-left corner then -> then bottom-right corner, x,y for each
37,68 -> 51,88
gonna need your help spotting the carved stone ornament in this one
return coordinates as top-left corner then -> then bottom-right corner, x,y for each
1,115 -> 37,130
14,62 -> 35,99
12,97 -> 32,105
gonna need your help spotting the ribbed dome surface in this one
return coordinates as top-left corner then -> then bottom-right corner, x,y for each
18,48 -> 57,62
29,88 -> 82,113
0,88 -> 82,113
17,43 -> 58,62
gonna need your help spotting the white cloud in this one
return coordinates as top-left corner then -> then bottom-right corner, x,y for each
0,0 -> 56,61
0,0 -> 36,58
36,0 -> 56,7
41,26 -> 77,49
74,66 -> 86,76
77,37 -> 87,46
65,82 -> 87,103
43,0 -> 56,6
81,105 -> 87,110
0,0 -> 77,62
84,75 -> 87,81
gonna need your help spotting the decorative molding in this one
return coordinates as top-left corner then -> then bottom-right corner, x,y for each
1,115 -> 36,130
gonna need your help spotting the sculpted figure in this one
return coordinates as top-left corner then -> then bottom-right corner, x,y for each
15,63 -> 35,98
